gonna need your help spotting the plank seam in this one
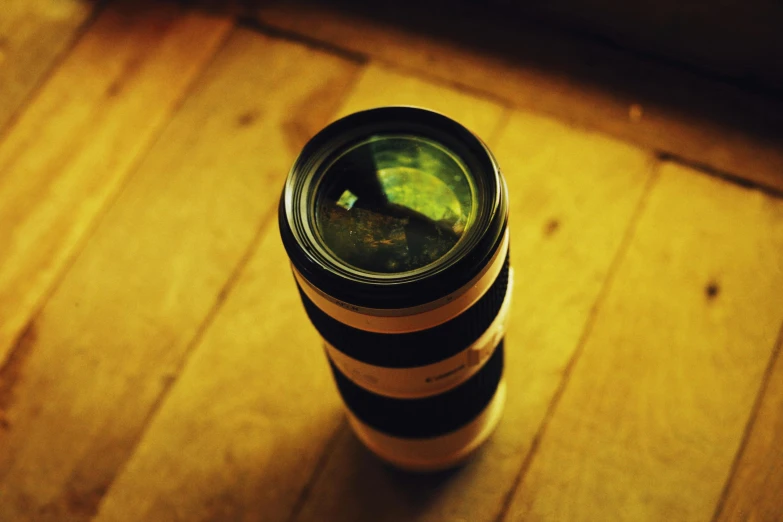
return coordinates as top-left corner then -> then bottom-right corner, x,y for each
710,319 -> 783,522
492,156 -> 662,522
0,0 -> 110,144
488,109 -> 513,148
285,419 -> 348,522
655,151 -> 783,200
237,16 -> 368,65
0,321 -> 38,483
374,62 -> 516,109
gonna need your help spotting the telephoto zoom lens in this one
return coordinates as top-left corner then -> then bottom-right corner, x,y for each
279,107 -> 511,471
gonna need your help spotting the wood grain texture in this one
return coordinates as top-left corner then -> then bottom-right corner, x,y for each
92,66 -> 506,522
0,1 -> 232,367
288,102 -> 655,522
715,335 -> 783,522
330,65 -> 507,138
0,0 -> 94,132
505,164 -> 783,521
256,1 -> 783,195
0,28 -> 359,522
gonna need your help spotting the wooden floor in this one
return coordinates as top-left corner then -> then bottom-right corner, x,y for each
1,1 -> 782,521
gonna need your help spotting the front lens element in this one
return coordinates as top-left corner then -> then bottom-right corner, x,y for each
314,135 -> 476,274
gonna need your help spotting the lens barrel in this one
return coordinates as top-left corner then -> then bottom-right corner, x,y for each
279,107 -> 511,471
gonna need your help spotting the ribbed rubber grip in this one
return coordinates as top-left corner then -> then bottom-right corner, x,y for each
298,255 -> 510,368
329,341 -> 504,439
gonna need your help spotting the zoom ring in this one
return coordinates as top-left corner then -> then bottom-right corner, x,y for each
298,254 -> 510,369
329,341 -> 505,439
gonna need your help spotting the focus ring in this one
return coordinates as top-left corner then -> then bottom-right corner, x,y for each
298,254 -> 510,368
329,341 -> 504,439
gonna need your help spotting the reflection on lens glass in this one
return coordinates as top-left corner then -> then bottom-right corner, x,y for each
314,135 -> 476,274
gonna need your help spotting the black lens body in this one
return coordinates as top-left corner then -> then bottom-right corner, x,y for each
279,107 -> 510,470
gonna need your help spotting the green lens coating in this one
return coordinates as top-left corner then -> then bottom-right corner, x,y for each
314,135 -> 476,274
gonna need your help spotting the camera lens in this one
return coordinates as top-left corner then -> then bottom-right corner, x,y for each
279,107 -> 511,471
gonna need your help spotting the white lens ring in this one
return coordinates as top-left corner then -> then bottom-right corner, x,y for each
346,380 -> 507,472
294,229 -> 509,334
325,267 -> 513,399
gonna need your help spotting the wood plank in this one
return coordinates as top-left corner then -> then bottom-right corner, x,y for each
0,29 -> 360,522
505,164 -> 783,521
255,1 -> 783,195
286,96 -> 656,522
92,66 -> 507,522
329,65 -> 507,137
0,1 -> 231,366
0,0 -> 94,132
715,336 -> 783,521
